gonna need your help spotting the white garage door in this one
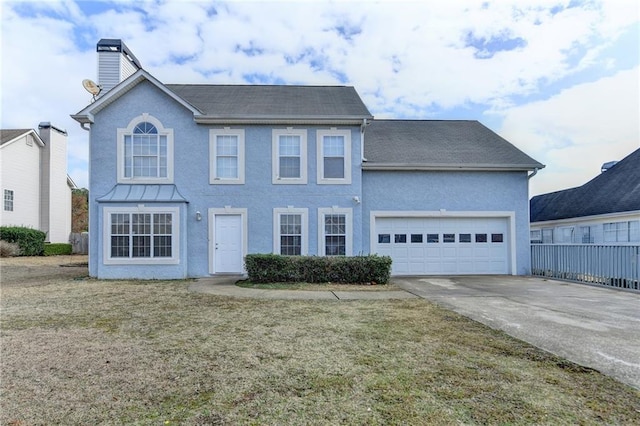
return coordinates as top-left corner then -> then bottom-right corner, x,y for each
374,217 -> 509,275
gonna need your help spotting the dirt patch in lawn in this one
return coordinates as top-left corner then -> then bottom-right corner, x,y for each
1,255 -> 88,287
236,280 -> 402,291
1,260 -> 639,425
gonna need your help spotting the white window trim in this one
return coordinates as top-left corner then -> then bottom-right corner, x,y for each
273,207 -> 309,255
272,128 -> 307,184
116,113 -> 174,184
209,128 -> 245,185
318,207 -> 353,256
103,205 -> 180,265
317,129 -> 351,185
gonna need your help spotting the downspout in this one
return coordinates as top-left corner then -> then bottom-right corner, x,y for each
360,118 -> 369,162
80,123 -> 90,131
528,167 -> 539,179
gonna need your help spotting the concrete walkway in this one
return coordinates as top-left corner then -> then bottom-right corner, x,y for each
189,275 -> 640,390
189,276 -> 418,300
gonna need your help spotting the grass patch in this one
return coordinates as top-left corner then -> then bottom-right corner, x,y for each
1,259 -> 639,425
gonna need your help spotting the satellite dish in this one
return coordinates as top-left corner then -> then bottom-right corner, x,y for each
82,79 -> 101,96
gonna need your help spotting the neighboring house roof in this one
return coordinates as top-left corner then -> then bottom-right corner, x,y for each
2,128 -> 76,190
363,120 -> 544,171
530,148 -> 640,222
67,175 -> 77,189
165,84 -> 373,121
0,129 -> 44,147
96,184 -> 188,203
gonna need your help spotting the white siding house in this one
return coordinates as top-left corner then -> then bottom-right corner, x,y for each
0,124 -> 74,243
0,130 -> 43,230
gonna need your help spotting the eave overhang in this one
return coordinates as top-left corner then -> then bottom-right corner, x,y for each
362,163 -> 545,172
194,115 -> 372,125
0,129 -> 45,148
530,209 -> 640,226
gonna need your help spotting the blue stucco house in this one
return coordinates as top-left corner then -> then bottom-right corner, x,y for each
72,39 -> 543,279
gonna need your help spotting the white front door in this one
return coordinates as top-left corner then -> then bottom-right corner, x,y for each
213,214 -> 243,273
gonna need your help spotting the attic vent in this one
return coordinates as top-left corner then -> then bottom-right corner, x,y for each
601,161 -> 618,172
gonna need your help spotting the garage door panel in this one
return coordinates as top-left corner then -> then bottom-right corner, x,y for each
458,260 -> 474,273
375,216 -> 509,275
459,246 -> 473,257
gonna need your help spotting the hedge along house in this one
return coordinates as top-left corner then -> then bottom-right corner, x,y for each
72,39 -> 543,279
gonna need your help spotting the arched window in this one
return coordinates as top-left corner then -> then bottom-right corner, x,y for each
117,114 -> 173,183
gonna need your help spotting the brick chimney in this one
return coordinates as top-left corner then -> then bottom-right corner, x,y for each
96,39 -> 142,96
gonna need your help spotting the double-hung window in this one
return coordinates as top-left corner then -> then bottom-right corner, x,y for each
3,189 -> 13,211
210,128 -> 245,184
104,206 -> 179,264
317,129 -> 351,184
272,129 -> 307,184
117,114 -> 173,183
318,207 -> 352,256
530,229 -> 542,244
604,221 -> 640,243
579,226 -> 594,244
273,208 -> 308,255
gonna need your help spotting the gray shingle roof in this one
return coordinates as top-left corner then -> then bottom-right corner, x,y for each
364,120 -> 543,169
166,84 -> 372,119
530,148 -> 640,222
0,129 -> 31,146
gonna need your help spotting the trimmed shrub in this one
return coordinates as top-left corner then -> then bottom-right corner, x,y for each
44,243 -> 73,256
0,240 -> 21,257
0,227 -> 46,256
245,254 -> 392,284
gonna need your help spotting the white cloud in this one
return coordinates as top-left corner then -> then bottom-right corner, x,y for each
498,66 -> 640,196
1,0 -> 638,191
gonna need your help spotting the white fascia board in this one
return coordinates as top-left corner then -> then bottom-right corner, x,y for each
195,117 -> 369,125
67,175 -> 77,189
362,163 -> 542,172
0,129 -> 45,148
530,210 -> 640,227
71,69 -> 203,124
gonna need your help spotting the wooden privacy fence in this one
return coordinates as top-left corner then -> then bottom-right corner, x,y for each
70,232 -> 89,255
531,244 -> 640,292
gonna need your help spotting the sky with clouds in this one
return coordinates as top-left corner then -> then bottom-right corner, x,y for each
1,0 -> 638,196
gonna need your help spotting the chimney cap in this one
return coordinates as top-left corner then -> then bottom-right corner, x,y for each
38,122 -> 68,135
96,38 -> 142,69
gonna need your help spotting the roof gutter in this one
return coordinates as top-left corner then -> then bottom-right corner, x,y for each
362,163 -> 545,172
194,116 -> 372,125
528,167 -> 540,180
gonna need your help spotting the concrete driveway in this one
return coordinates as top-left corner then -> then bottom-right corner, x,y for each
393,275 -> 640,390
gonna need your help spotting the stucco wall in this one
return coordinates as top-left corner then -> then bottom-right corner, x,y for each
88,81 -> 363,279
362,170 -> 533,275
